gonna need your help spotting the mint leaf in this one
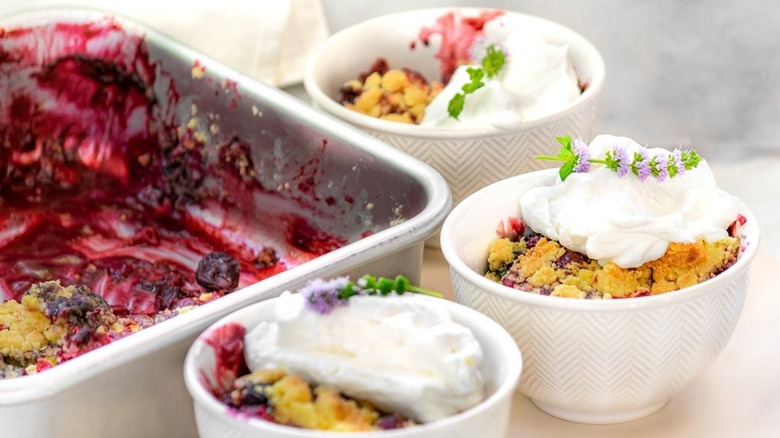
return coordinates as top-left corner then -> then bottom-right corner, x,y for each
448,92 -> 466,119
482,45 -> 506,78
447,44 -> 506,120
559,160 -> 574,181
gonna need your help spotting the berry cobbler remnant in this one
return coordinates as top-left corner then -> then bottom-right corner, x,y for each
202,275 -> 485,431
485,135 -> 745,299
0,18 -> 346,378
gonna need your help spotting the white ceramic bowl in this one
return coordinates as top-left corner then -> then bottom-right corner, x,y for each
304,7 -> 605,210
184,294 -> 523,438
440,169 -> 760,424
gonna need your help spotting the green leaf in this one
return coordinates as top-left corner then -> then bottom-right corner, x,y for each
559,160 -> 575,181
462,80 -> 485,94
667,157 -> 679,178
555,136 -> 572,148
482,45 -> 506,78
682,150 -> 702,170
466,66 -> 484,82
448,93 -> 465,119
462,68 -> 485,93
447,44 -> 506,120
604,150 -> 619,172
393,275 -> 411,294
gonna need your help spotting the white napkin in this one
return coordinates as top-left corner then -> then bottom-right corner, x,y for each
0,0 -> 330,86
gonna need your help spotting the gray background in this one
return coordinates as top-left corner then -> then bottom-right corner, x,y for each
323,0 -> 780,160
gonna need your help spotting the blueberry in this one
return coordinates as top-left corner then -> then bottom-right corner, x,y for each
157,284 -> 183,310
555,251 -> 587,269
525,233 -> 543,248
241,384 -> 269,406
376,414 -> 406,430
195,252 -> 240,291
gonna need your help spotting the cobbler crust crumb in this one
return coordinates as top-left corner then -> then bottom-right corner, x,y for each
486,232 -> 740,299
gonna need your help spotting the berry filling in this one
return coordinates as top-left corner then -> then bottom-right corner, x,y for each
0,17 -> 350,377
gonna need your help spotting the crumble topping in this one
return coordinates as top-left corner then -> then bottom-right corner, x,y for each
486,231 -> 741,299
339,59 -> 443,124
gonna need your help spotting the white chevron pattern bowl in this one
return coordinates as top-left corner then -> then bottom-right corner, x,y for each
184,295 -> 523,438
440,169 -> 760,424
304,8 -> 605,210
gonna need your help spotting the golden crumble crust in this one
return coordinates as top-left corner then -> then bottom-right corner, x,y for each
339,59 -> 442,124
0,281 -> 146,377
487,232 -> 740,299
231,368 -> 404,431
647,237 -> 740,294
487,238 -> 523,272
0,298 -> 67,362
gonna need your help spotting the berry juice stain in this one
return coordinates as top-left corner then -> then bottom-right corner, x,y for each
201,322 -> 248,396
0,18 -> 345,315
416,9 -> 504,83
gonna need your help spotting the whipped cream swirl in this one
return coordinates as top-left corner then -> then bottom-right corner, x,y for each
244,292 -> 485,423
421,20 -> 581,129
520,135 -> 741,268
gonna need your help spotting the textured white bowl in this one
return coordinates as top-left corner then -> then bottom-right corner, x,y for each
184,294 -> 522,438
304,7 -> 605,209
440,169 -> 760,424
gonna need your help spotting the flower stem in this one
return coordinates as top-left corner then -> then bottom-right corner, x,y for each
535,155 -> 567,161
407,285 -> 443,298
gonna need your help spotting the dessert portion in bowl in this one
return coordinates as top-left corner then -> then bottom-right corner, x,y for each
484,134 -> 745,299
195,275 -> 481,432
439,136 -> 757,423
338,9 -> 584,130
185,274 -> 522,436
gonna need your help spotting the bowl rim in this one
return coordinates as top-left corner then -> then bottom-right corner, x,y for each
303,7 -> 606,140
183,294 -> 523,437
440,168 -> 761,313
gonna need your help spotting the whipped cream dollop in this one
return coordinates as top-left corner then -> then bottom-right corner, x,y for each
244,292 -> 485,423
421,21 -> 581,129
520,135 -> 741,268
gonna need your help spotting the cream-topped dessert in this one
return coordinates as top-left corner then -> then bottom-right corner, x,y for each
338,10 -> 583,128
204,275 -> 485,431
421,27 -> 580,129
245,291 -> 484,424
485,135 -> 744,299
521,135 -> 741,268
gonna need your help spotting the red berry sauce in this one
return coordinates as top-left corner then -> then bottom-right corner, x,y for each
0,17 -> 345,318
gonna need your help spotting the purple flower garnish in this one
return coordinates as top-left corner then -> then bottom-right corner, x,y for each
300,275 -> 442,315
672,149 -> 686,176
572,138 -> 591,173
536,136 -> 703,182
654,154 -> 669,182
634,149 -> 651,181
613,146 -> 630,177
300,278 -> 348,314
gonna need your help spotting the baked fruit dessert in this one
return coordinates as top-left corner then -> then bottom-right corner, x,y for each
0,18 -> 344,378
486,229 -> 742,299
224,367 -> 416,431
484,135 -> 745,299
339,58 -> 443,124
203,275 -> 485,431
338,9 -> 583,127
0,281 -> 143,377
